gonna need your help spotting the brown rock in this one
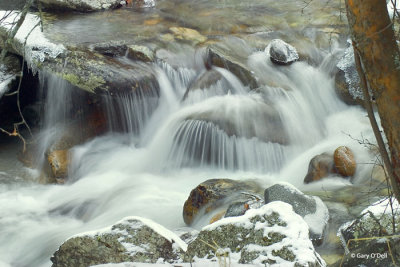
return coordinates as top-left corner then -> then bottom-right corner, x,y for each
209,210 -> 226,224
47,150 -> 69,178
183,179 -> 263,225
334,146 -> 356,177
304,153 -> 336,184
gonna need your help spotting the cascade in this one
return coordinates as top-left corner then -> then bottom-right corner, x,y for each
0,38 -> 377,267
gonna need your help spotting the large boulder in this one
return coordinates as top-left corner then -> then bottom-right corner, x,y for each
267,39 -> 299,65
51,217 -> 187,267
183,178 -> 263,225
304,153 -> 337,183
38,0 -> 124,12
184,202 -> 326,266
338,198 -> 400,267
264,182 -> 329,243
333,146 -> 356,177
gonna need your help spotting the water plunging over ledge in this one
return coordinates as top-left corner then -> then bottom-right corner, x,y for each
0,1 -> 384,266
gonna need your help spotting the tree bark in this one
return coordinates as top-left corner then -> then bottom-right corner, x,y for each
345,0 -> 400,202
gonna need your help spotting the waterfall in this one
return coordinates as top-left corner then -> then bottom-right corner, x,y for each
0,40 -> 378,267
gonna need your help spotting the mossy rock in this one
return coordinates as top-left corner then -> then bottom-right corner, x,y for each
184,202 -> 326,266
51,217 -> 187,267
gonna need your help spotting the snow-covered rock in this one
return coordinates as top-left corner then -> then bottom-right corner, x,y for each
38,0 -> 124,12
184,201 -> 326,266
51,217 -> 187,267
264,182 -> 329,243
266,39 -> 299,65
335,41 -> 362,105
338,197 -> 400,267
0,11 -> 65,69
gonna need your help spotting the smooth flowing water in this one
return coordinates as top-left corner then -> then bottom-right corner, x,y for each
0,1 -> 382,267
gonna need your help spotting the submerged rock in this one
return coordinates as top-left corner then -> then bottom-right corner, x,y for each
208,42 -> 258,89
51,217 -> 187,267
184,202 -> 326,266
333,146 -> 356,177
169,27 -> 207,45
264,182 -> 329,243
38,0 -> 124,12
126,45 -> 155,62
304,153 -> 337,184
182,178 -> 263,225
267,39 -> 299,65
47,149 -> 69,179
182,69 -> 226,100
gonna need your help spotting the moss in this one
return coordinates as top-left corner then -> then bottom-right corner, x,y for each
62,73 -> 105,93
272,246 -> 296,262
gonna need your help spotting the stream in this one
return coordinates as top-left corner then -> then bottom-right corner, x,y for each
0,0 -> 387,266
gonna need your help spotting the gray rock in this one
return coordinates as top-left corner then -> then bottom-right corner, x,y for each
184,202 -> 326,266
224,201 -> 249,218
92,41 -> 128,57
51,217 -> 187,267
264,183 -> 329,242
267,39 -> 299,65
335,41 -> 373,106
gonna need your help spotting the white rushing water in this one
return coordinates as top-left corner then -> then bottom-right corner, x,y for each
0,40 -> 378,267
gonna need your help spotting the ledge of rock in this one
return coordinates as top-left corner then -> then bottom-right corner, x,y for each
0,12 -> 159,96
38,0 -> 124,12
43,47 -> 159,95
184,201 -> 326,266
51,216 -> 187,267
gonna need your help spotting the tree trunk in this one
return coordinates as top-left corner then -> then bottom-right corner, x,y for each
345,0 -> 400,201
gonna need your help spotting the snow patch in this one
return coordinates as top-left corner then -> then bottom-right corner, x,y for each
304,196 -> 329,236
361,197 -> 399,216
70,216 -> 188,252
203,201 -> 325,267
0,11 -> 65,69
